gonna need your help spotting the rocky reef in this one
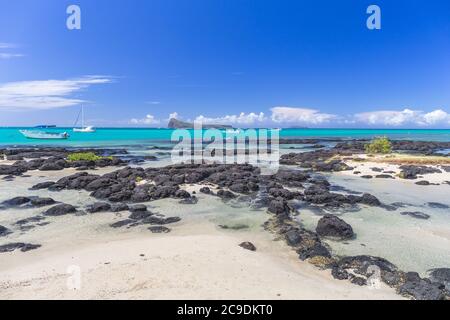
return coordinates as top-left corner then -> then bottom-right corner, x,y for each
0,141 -> 449,300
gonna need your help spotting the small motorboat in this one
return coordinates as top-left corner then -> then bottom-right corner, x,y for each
20,130 -> 69,140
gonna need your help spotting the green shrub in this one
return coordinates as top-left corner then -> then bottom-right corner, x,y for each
67,152 -> 103,162
365,137 -> 392,154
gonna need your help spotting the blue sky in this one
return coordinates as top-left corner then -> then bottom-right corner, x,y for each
0,0 -> 449,128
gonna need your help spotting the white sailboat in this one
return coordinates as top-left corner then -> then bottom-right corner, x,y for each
73,105 -> 96,133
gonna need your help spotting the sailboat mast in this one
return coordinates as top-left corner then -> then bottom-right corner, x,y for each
81,105 -> 84,128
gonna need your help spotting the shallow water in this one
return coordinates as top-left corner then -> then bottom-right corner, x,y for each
1,134 -> 450,279
297,172 -> 450,276
2,127 -> 450,147
0,168 -> 268,254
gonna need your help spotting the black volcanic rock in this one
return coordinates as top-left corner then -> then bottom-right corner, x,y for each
399,272 -> 445,300
30,197 -> 56,207
39,162 -> 65,171
179,196 -> 198,204
415,180 -> 431,186
357,193 -> 381,206
30,181 -> 56,190
375,174 -> 394,179
0,225 -> 12,237
199,187 -> 212,194
87,202 -> 112,213
399,165 -> 441,180
268,198 -> 291,215
298,243 -> 331,260
148,226 -> 171,233
400,211 -> 430,220
110,219 -> 134,228
0,242 -> 41,253
111,203 -> 129,212
316,214 -> 355,240
43,204 -> 77,216
1,197 -> 31,206
429,268 -> 450,292
216,190 -> 236,200
427,202 -> 449,209
140,216 -> 181,225
331,266 -> 350,280
239,241 -> 256,251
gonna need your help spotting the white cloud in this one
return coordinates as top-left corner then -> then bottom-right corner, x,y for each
129,107 -> 450,129
130,114 -> 161,125
169,112 -> 179,119
0,53 -> 24,59
195,112 -> 266,125
0,76 -> 113,110
354,108 -> 450,126
422,109 -> 450,125
271,107 -> 336,124
354,109 -> 418,126
0,43 -> 23,59
0,43 -> 15,49
146,101 -> 160,105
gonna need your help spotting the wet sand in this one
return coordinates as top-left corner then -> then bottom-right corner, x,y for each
0,212 -> 400,300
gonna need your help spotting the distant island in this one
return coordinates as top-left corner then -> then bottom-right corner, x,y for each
286,126 -> 309,129
168,118 -> 233,129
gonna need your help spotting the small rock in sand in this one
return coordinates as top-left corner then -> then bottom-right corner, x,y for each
110,219 -> 134,228
1,196 -> 31,206
0,242 -> 41,253
43,204 -> 77,216
111,203 -> 129,212
29,181 -> 55,190
179,196 -> 198,204
427,202 -> 449,209
87,202 -> 112,213
0,225 -> 12,237
400,211 -> 430,220
375,174 -> 394,179
30,197 -> 56,207
219,224 -> 249,230
415,180 -> 431,186
148,226 -> 171,233
239,242 -> 256,251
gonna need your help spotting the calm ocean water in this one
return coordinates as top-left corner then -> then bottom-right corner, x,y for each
0,127 -> 449,147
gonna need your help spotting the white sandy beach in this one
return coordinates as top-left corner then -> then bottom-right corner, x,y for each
0,217 -> 401,300
0,165 -> 404,300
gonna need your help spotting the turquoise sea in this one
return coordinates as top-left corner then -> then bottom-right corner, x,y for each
0,127 -> 449,147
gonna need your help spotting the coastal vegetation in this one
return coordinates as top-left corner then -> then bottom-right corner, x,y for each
365,137 -> 392,154
67,152 -> 112,162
